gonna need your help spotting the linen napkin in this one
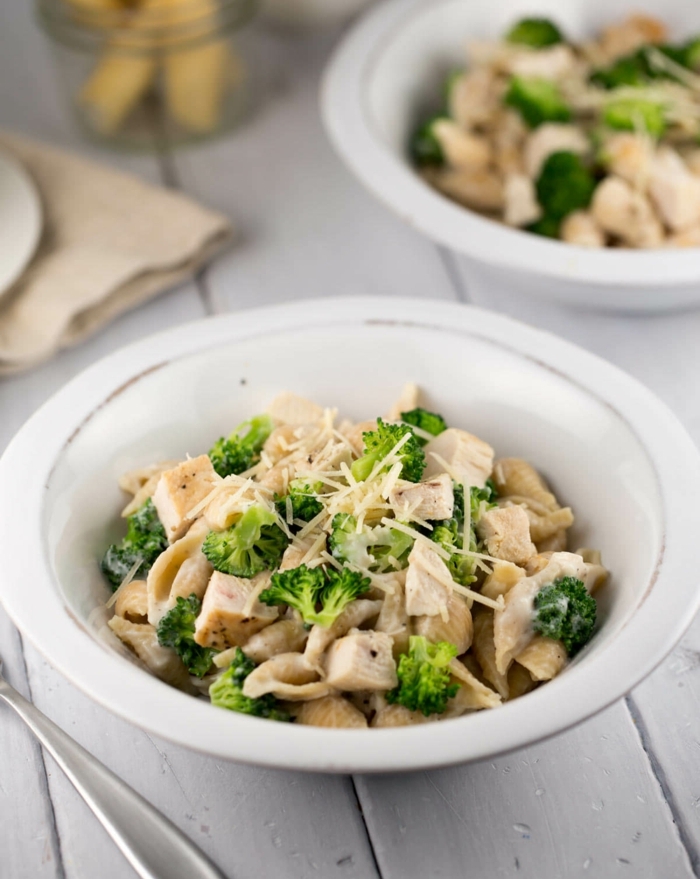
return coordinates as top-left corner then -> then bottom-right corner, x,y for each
0,132 -> 233,375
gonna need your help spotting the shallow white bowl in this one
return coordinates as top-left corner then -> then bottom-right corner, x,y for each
1,297 -> 700,772
322,0 -> 700,312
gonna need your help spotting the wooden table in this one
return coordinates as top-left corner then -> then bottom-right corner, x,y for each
2,4 -> 700,877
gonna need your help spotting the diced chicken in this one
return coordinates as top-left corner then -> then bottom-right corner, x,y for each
404,540 -> 452,617
429,168 -> 504,212
600,132 -> 654,187
323,630 -> 398,692
433,119 -> 492,171
507,45 -> 577,80
242,619 -> 308,664
523,123 -> 590,178
591,176 -> 664,248
266,392 -> 323,426
666,225 -> 700,248
152,455 -> 220,543
297,696 -> 368,729
503,173 -> 541,227
560,211 -> 606,247
449,67 -> 500,129
649,147 -> 700,232
423,427 -> 494,488
385,383 -> 419,422
476,505 -> 537,566
305,599 -> 383,668
194,571 -> 278,650
389,473 -> 454,522
598,14 -> 667,63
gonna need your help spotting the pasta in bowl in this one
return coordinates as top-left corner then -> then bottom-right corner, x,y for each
103,386 -> 608,729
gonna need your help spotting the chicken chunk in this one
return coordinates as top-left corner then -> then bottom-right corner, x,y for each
598,14 -> 667,63
194,571 -> 277,650
591,176 -> 664,248
266,392 -> 323,426
476,505 -> 537,566
429,168 -> 504,212
389,473 -> 454,522
405,540 -> 452,617
433,120 -> 491,171
600,132 -> 654,187
503,173 -> 540,227
152,455 -> 220,543
507,45 -> 577,80
523,124 -> 590,178
448,67 -> 499,129
323,630 -> 398,691
649,147 -> 700,232
423,427 -> 494,488
560,211 -> 606,247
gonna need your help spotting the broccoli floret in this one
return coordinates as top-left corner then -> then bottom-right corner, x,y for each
591,53 -> 649,89
532,576 -> 597,656
431,484 -> 497,587
209,647 -> 290,721
208,414 -> 273,478
387,636 -> 460,716
470,479 -> 498,513
156,594 -> 217,677
276,479 -> 324,525
202,505 -> 288,578
410,115 -> 447,167
329,513 -> 414,572
526,215 -> 562,239
443,69 -> 464,105
506,17 -> 563,48
504,76 -> 571,128
351,418 -> 426,483
101,498 -> 168,590
602,97 -> 667,137
400,408 -> 447,444
535,151 -> 596,222
683,38 -> 700,71
259,563 -> 370,628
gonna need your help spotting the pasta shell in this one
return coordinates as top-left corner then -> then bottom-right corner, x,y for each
108,616 -> 195,693
114,579 -> 148,623
297,696 -> 368,729
471,610 -> 509,699
507,662 -> 537,700
445,658 -> 502,713
493,458 -> 559,511
242,653 -> 332,702
516,636 -> 567,681
414,594 -> 473,655
372,705 -> 435,727
118,460 -> 179,498
481,560 -> 525,602
304,599 -> 383,668
243,619 -> 309,664
146,518 -> 212,625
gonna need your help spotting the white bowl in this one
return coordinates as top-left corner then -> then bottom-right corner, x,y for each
322,0 -> 700,312
1,297 -> 700,772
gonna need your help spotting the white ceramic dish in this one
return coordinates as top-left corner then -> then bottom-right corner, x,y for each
0,147 -> 42,298
322,0 -> 700,312
1,297 -> 699,773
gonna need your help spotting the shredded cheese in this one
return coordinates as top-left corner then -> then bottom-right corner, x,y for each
106,558 -> 143,609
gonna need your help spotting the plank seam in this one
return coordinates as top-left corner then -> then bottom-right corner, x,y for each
625,694 -> 700,877
437,246 -> 471,304
350,777 -> 384,879
19,634 -> 67,879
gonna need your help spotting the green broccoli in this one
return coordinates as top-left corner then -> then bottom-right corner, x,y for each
504,76 -> 571,128
683,37 -> 700,70
443,69 -> 464,106
208,414 -> 273,478
276,479 -> 324,525
156,594 -> 217,677
209,648 -> 290,721
202,505 -> 288,578
101,498 -> 168,591
602,97 -> 667,137
259,563 -> 371,628
410,115 -> 447,167
532,576 -> 597,656
400,408 -> 448,444
535,151 -> 596,223
506,17 -> 563,48
387,636 -> 460,716
431,484 -> 497,587
591,52 -> 650,89
470,479 -> 498,513
329,513 -> 414,572
351,418 -> 426,483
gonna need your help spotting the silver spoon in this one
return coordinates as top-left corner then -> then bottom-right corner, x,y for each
0,659 -> 226,879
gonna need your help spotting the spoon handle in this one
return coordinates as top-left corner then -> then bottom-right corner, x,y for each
0,678 -> 225,879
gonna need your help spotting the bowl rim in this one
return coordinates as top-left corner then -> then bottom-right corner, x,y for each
321,0 -> 700,288
1,296 -> 700,773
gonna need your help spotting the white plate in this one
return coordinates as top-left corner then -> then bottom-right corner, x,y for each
0,147 -> 42,297
1,298 -> 699,772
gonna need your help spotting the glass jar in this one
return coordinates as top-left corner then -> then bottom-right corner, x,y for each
36,0 -> 258,149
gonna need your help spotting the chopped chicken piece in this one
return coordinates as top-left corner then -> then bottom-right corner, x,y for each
649,147 -> 700,232
429,168 -> 504,212
449,67 -> 500,129
598,14 -> 667,62
507,45 -> 577,80
389,473 -> 454,521
323,630 -> 398,691
385,383 -> 419,422
266,392 -> 323,426
433,120 -> 492,170
560,211 -> 606,247
523,124 -> 590,178
152,455 -> 220,543
194,571 -> 277,650
297,696 -> 368,729
503,173 -> 541,227
601,132 -> 654,187
591,176 -> 664,248
476,505 -> 537,566
423,427 -> 494,488
405,540 -> 452,617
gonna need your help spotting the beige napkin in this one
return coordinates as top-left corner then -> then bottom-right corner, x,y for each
0,132 -> 233,375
